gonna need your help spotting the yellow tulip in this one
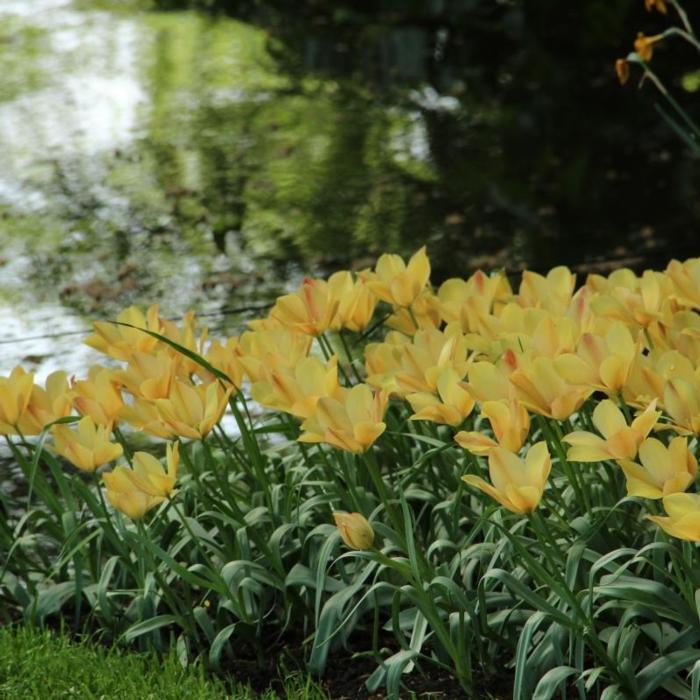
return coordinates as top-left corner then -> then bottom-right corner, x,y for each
333,512 -> 375,550
0,366 -> 35,435
269,277 -> 340,336
455,398 -> 530,454
563,399 -> 659,462
72,366 -> 124,428
407,368 -> 475,426
365,326 -> 470,397
590,269 -> 673,330
618,436 -> 697,499
438,270 -> 512,333
663,374 -> 700,435
299,384 -> 388,453
622,348 -> 683,409
556,322 -> 638,396
251,356 -> 341,419
119,398 -> 176,439
103,466 -> 164,520
385,290 -> 441,334
128,442 -> 179,498
155,379 -> 232,440
467,358 -> 517,403
648,311 -> 700,366
509,356 -> 592,420
17,370 -> 73,435
648,493 -> 700,541
85,304 -> 163,361
518,266 -> 576,316
238,325 -> 312,382
462,441 -> 551,515
328,271 -> 378,332
204,337 -> 245,388
159,309 -> 209,377
52,416 -> 123,472
116,350 -> 181,400
363,246 -> 430,309
667,258 -> 700,311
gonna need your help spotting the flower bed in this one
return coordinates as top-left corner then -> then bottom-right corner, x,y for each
2,249 -> 700,699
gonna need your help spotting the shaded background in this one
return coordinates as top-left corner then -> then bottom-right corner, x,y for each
0,0 -> 699,376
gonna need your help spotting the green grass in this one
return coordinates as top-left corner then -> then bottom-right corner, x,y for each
0,625 -> 329,700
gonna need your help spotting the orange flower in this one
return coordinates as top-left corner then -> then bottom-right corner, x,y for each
615,58 -> 630,85
645,0 -> 667,14
634,32 -> 661,62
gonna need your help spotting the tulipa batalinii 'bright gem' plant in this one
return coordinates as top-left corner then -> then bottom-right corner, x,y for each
4,245 -> 700,699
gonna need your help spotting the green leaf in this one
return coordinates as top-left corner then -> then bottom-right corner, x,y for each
209,623 -> 237,672
532,666 -> 579,700
122,615 -> 178,642
636,650 -> 700,699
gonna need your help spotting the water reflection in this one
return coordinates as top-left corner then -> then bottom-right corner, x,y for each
0,0 -> 698,379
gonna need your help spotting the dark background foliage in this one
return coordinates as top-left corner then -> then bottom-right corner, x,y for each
148,0 -> 700,279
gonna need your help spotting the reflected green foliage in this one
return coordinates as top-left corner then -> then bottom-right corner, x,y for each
1,0 -> 699,371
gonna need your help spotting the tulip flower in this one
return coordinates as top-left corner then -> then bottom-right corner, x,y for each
269,277 -> 340,336
0,366 -> 35,435
103,466 -> 164,520
664,375 -> 700,435
648,493 -> 700,541
438,270 -> 511,333
618,436 -> 697,499
462,441 -> 551,515
509,356 -> 592,420
238,325 -> 312,383
251,356 -> 342,419
128,442 -> 179,498
407,367 -> 475,426
667,258 -> 700,311
333,512 -> 375,550
385,290 -> 441,334
365,326 -> 470,397
85,305 -> 163,361
556,322 -> 639,396
116,350 -> 181,400
456,398 -> 530,454
155,379 -> 232,440
119,398 -> 176,439
563,399 -> 659,462
328,271 -> 378,332
72,366 -> 124,428
648,310 -> 700,364
591,269 -> 673,330
17,370 -> 73,435
363,246 -> 431,309
299,384 -> 388,453
52,416 -> 123,472
518,266 -> 576,316
467,359 -> 516,403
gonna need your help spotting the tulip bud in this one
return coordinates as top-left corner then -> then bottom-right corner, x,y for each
332,512 -> 375,550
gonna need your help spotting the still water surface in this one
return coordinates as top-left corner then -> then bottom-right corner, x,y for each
1,0 -> 697,381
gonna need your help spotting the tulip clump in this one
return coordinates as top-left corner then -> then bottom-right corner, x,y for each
1,247 -> 700,545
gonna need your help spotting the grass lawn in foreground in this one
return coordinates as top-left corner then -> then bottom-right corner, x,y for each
0,625 -> 329,700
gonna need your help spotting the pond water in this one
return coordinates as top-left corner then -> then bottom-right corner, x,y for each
1,0 -> 698,381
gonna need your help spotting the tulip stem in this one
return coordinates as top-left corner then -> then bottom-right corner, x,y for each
362,449 -> 403,540
540,417 -> 591,513
113,427 -> 133,464
406,305 -> 420,331
338,329 -> 363,384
